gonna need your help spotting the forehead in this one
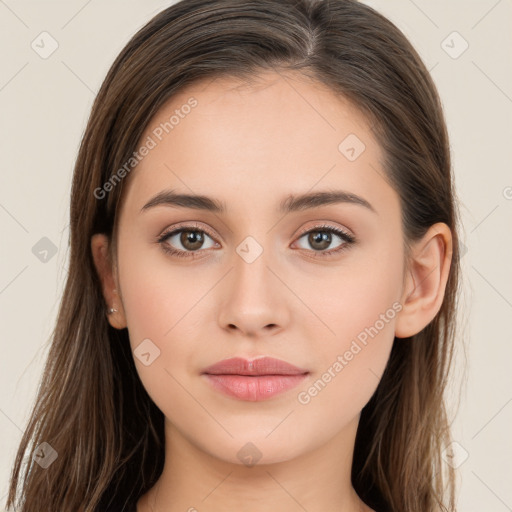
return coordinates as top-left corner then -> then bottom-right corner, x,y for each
119,70 -> 396,218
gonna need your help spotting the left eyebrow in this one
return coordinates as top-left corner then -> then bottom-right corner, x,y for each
278,190 -> 377,215
140,188 -> 377,215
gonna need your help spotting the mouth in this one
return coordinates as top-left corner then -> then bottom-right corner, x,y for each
201,357 -> 309,401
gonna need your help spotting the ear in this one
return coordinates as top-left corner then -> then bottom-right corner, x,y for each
395,222 -> 453,338
91,233 -> 127,330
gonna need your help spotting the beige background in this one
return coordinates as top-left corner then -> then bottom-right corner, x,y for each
1,0 -> 511,510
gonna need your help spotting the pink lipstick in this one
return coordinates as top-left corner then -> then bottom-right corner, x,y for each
201,357 -> 309,401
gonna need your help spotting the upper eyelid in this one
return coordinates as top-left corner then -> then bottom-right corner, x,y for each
294,223 -> 354,239
160,221 -> 215,237
159,222 -> 354,245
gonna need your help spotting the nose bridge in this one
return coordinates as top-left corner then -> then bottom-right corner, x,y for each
217,231 -> 289,335
231,232 -> 275,301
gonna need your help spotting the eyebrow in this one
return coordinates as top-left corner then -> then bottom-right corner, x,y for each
140,188 -> 377,215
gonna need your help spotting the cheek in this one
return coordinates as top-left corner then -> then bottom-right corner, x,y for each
117,235 -> 207,346
115,238 -> 210,401
293,292 -> 399,442
292,249 -> 402,413
116,259 -> 211,435
297,243 -> 403,349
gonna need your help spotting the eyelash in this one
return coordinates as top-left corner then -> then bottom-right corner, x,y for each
156,222 -> 356,260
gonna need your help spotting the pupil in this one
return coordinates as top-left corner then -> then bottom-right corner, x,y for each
310,231 -> 331,250
181,231 -> 204,250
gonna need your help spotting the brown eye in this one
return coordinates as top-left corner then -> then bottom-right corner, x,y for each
307,231 -> 333,251
294,225 -> 356,257
178,230 -> 205,251
157,224 -> 218,258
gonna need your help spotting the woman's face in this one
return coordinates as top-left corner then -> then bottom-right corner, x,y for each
112,71 -> 406,464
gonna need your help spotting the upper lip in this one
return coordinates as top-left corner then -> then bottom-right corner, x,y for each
202,357 -> 309,376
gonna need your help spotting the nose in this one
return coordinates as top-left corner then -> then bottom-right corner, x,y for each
217,246 -> 290,339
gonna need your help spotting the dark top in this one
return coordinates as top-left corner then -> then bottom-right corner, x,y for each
101,497 -> 137,512
100,495 -> 383,512
100,497 -> 383,512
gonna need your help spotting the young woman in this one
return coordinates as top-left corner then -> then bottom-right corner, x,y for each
6,0 -> 462,511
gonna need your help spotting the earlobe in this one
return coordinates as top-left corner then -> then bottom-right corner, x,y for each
90,233 -> 127,330
394,223 -> 453,339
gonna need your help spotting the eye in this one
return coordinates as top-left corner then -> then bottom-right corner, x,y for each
157,222 -> 356,260
293,224 -> 355,257
157,222 -> 218,259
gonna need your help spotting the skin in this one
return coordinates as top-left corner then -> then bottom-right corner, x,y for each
92,70 -> 452,512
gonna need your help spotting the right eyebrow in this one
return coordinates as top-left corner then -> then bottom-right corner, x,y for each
140,189 -> 226,213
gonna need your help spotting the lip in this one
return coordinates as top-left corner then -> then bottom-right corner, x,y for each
202,357 -> 309,401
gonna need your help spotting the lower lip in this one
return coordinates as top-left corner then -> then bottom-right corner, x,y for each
203,374 -> 308,401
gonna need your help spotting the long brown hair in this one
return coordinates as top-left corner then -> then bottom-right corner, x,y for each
6,1 -> 462,511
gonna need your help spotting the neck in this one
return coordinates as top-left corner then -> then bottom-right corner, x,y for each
137,416 -> 372,512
